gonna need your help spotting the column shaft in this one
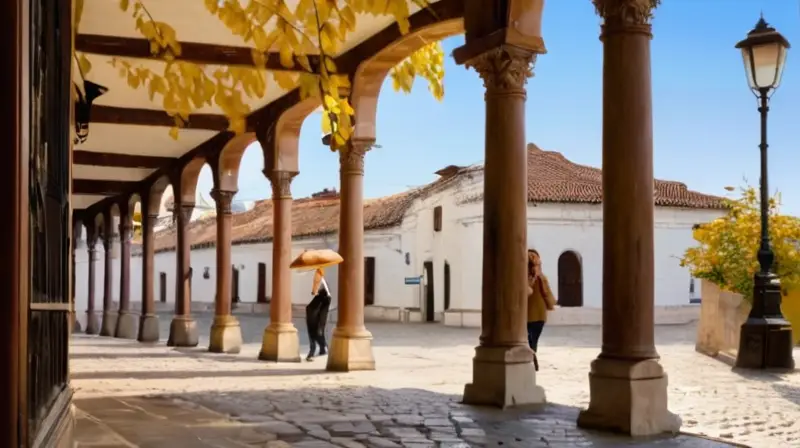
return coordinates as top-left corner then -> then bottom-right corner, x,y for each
599,18 -> 657,361
460,46 -> 544,408
85,244 -> 99,335
99,222 -> 117,336
138,213 -> 160,342
209,189 -> 242,353
115,218 -> 138,339
326,141 -> 375,372
175,204 -> 193,316
167,202 -> 199,347
259,171 -> 301,362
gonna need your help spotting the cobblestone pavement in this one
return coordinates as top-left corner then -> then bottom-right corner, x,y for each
71,315 -> 800,447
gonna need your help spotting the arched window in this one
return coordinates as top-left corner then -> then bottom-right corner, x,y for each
557,251 -> 583,307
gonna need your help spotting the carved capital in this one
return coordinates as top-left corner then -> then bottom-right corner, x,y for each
118,219 -> 133,238
466,46 -> 536,92
268,171 -> 298,200
340,139 -> 373,175
593,0 -> 659,27
211,189 -> 237,215
178,204 -> 194,224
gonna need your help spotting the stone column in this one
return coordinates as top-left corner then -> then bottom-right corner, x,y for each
99,221 -> 117,336
326,140 -> 375,372
115,217 -> 138,339
259,171 -> 301,362
456,46 -> 544,407
70,237 -> 82,333
209,189 -> 243,353
576,1 -> 681,436
167,202 -> 199,347
138,212 -> 160,342
85,235 -> 100,335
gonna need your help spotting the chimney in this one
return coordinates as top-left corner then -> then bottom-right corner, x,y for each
311,188 -> 339,199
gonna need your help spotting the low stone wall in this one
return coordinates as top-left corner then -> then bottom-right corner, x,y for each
695,280 -> 750,366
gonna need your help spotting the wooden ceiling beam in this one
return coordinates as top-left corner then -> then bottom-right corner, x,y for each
73,151 -> 176,169
76,34 -> 319,71
73,179 -> 140,196
91,105 -> 228,130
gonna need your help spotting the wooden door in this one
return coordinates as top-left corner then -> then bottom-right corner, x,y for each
443,262 -> 451,310
557,251 -> 583,307
364,257 -> 375,306
26,0 -> 74,444
424,261 -> 435,322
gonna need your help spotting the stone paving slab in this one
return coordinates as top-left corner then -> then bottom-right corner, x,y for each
70,319 -> 800,447
75,394 -> 737,448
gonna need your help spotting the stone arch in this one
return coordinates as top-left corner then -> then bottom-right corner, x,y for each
175,156 -> 207,205
216,132 -> 258,192
557,250 -> 583,307
350,17 -> 464,141
262,95 -> 321,175
147,175 -> 172,217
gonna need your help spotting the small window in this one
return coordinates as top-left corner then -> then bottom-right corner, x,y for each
433,206 -> 443,232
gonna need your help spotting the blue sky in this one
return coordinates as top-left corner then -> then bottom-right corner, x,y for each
195,0 -> 800,216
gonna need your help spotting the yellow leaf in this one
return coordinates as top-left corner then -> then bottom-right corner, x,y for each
119,0 -> 130,12
273,72 -> 298,91
168,126 -> 179,140
77,53 -> 92,76
252,27 -> 269,51
279,41 -> 294,68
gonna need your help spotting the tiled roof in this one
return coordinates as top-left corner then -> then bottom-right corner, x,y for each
152,144 -> 724,253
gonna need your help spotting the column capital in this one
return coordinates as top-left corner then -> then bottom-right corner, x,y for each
465,46 -> 536,93
339,139 -> 374,175
267,170 -> 298,200
177,203 -> 194,223
210,189 -> 237,215
593,0 -> 658,28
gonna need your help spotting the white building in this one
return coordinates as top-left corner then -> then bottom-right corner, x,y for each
74,144 -> 726,327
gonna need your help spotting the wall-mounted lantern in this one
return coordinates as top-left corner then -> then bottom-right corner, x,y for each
73,80 -> 108,144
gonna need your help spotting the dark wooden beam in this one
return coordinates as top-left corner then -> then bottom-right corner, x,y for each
91,105 -> 228,130
76,34 -> 319,71
73,179 -> 139,196
81,0 -> 463,218
73,151 -> 175,169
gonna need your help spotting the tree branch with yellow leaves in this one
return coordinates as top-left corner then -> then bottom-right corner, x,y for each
73,0 -> 446,148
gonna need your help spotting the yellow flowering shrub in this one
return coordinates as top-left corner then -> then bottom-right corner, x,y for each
73,0 -> 446,148
681,186 -> 800,302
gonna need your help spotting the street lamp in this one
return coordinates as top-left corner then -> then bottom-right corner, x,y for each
734,16 -> 795,370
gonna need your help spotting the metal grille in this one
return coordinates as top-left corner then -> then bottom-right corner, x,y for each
27,0 -> 72,441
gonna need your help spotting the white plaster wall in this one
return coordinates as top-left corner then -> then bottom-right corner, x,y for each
73,169 -> 725,326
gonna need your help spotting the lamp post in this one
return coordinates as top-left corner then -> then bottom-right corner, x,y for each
734,16 -> 795,370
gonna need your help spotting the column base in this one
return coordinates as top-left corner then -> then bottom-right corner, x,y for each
71,311 -> 82,333
462,344 -> 545,408
167,316 -> 199,347
735,317 -> 796,370
258,322 -> 301,362
577,357 -> 682,436
114,311 -> 139,339
326,327 -> 375,372
85,311 -> 100,335
99,311 -> 118,337
209,315 -> 243,354
138,313 -> 160,343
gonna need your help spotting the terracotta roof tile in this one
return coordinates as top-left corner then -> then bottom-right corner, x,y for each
152,144 -> 723,253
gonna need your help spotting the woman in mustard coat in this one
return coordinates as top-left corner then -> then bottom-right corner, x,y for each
527,250 -> 557,371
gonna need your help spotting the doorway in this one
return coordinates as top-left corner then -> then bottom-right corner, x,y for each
557,251 -> 583,307
364,256 -> 376,306
424,261 -> 435,322
443,261 -> 451,310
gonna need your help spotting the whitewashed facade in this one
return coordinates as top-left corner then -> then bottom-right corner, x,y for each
74,147 -> 726,327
